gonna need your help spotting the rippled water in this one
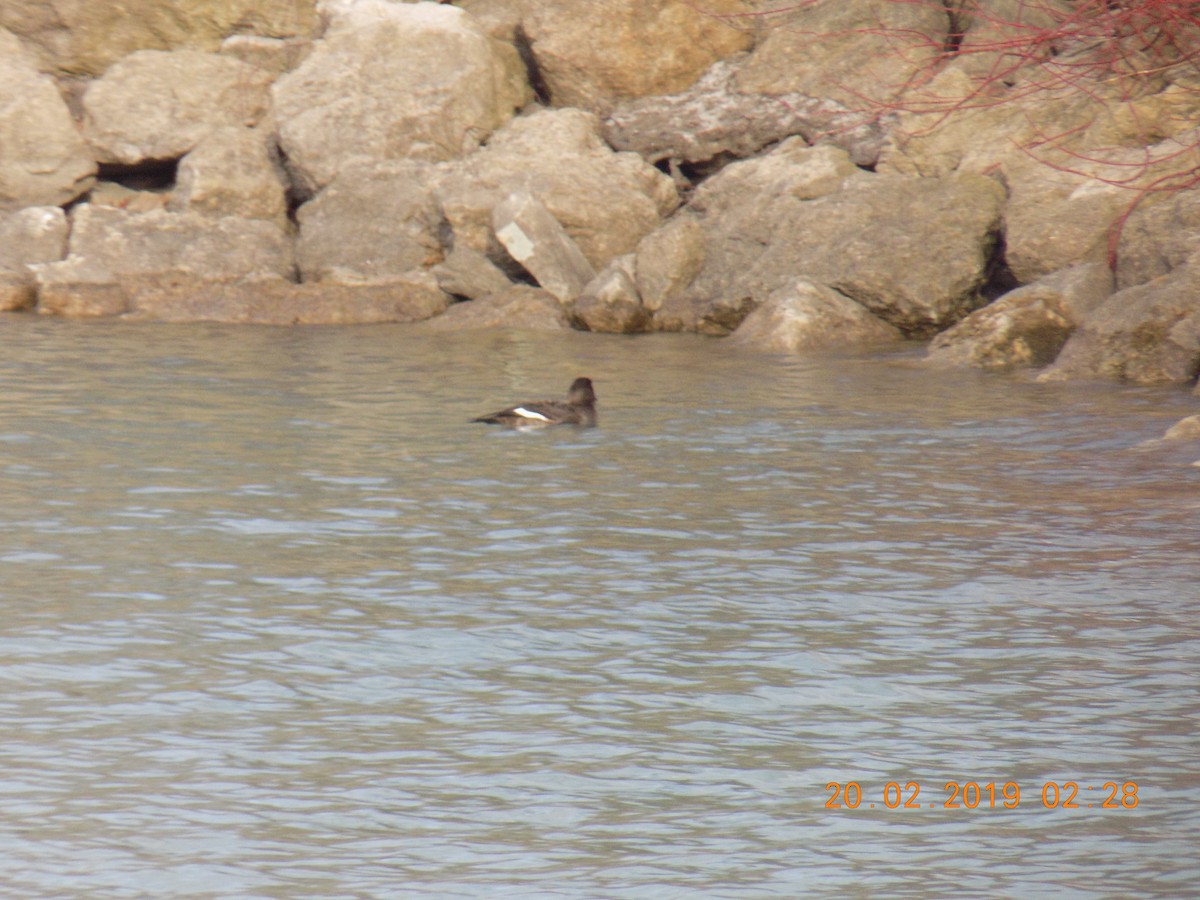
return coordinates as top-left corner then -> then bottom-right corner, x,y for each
1,316 -> 1197,897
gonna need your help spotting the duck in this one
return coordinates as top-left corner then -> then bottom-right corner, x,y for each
473,377 -> 598,428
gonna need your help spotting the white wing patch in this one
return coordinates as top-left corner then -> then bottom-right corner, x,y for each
512,407 -> 550,422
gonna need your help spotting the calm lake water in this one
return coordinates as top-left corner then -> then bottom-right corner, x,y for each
0,316 -> 1197,898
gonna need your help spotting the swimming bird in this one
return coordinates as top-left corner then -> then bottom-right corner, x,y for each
472,377 -> 598,428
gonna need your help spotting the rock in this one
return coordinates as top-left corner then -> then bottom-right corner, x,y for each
34,205 -> 294,316
0,272 -> 34,311
523,0 -> 752,111
0,29 -> 96,209
880,67 -> 1200,282
0,206 -> 69,274
421,284 -> 572,331
169,126 -> 288,226
735,1 -> 946,108
1113,185 -> 1200,289
493,190 -> 596,303
602,55 -> 885,168
295,160 -> 444,284
219,34 -> 312,75
728,279 -> 902,352
431,245 -> 513,299
1161,415 -> 1200,441
656,141 -> 1004,335
1039,258 -> 1200,384
571,255 -> 649,333
634,214 -> 705,314
87,180 -> 170,213
438,108 -> 679,271
34,257 -> 130,317
926,263 -> 1114,370
81,50 -> 273,166
273,1 -> 531,194
0,205 -> 67,311
0,0 -> 318,76
122,271 -> 451,324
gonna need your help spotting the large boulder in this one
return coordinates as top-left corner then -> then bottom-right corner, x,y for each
603,54 -> 885,169
523,0 -> 752,111
1113,184 -> 1200,290
926,263 -> 1114,370
728,279 -> 902,352
1039,257 -> 1200,384
656,141 -> 1004,335
734,1 -> 947,107
570,255 -> 649,334
0,28 -> 96,209
273,1 -> 531,194
121,271 -> 451,324
437,108 -> 679,272
0,0 -> 318,77
81,50 -> 273,165
168,126 -> 288,226
34,204 -> 294,316
295,160 -> 444,284
420,285 -> 571,332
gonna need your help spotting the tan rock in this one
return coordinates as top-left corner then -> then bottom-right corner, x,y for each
169,126 -> 288,226
926,263 -> 1113,370
123,272 -> 451,324
1040,257 -> 1200,384
728,279 -> 901,352
438,108 -> 679,272
0,0 -> 318,77
657,140 -> 1005,335
0,28 -> 96,209
295,160 -> 444,283
273,1 -> 531,193
421,284 -> 572,331
634,213 -> 705,314
82,50 -> 273,165
735,2 -> 945,107
524,0 -> 751,111
493,190 -> 595,303
571,255 -> 649,334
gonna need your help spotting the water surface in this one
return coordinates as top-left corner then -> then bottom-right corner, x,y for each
1,317 -> 1197,897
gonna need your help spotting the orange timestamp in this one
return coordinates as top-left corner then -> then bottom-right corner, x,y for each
826,780 -> 1139,810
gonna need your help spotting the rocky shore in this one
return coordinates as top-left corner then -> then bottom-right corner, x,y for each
1,0 -> 1199,390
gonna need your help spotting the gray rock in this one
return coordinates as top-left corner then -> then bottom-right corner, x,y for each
603,56 -> 885,168
431,245 -> 513,299
571,255 -> 649,334
1161,415 -> 1200,441
296,160 -> 444,284
421,284 -> 572,332
656,141 -> 1004,335
1040,256 -> 1200,384
272,1 -> 530,194
82,50 -> 273,165
728,279 -> 901,352
493,190 -> 596,303
927,263 -> 1114,370
0,29 -> 96,209
1113,185 -> 1200,289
